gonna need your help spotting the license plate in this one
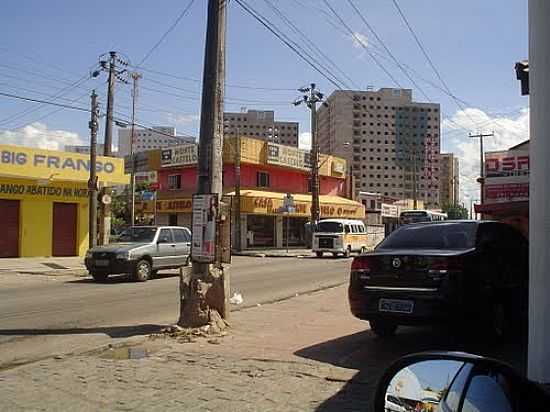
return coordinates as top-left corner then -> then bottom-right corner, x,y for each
94,259 -> 109,267
378,298 -> 414,314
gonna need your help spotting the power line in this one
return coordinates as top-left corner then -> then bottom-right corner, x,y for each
136,0 -> 196,67
321,0 -> 402,87
0,91 -> 91,113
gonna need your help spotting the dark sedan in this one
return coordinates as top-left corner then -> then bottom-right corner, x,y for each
348,220 -> 528,338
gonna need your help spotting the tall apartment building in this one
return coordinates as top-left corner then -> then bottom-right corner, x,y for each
317,88 -> 442,208
65,144 -> 107,155
223,110 -> 299,147
440,153 -> 460,206
118,126 -> 195,157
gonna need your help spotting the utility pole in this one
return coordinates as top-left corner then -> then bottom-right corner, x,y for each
234,132 -> 241,251
88,90 -> 99,249
469,132 -> 494,205
179,0 -> 227,328
294,84 -> 327,226
129,71 -> 142,226
412,146 -> 418,210
92,51 -> 129,244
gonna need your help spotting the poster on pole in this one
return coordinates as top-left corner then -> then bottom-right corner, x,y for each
191,193 -> 218,263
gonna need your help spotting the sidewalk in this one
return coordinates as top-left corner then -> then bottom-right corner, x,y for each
0,285 -> 377,411
233,248 -> 315,258
0,256 -> 87,276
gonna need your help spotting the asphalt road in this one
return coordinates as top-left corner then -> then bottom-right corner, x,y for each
0,256 -> 352,367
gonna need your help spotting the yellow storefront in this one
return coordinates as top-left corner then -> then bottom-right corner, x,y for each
0,144 -> 128,258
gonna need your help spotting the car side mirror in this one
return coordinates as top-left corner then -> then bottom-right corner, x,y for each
374,352 -> 547,412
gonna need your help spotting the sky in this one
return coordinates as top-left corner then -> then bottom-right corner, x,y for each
0,0 -> 529,203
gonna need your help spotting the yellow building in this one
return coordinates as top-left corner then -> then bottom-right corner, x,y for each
0,144 -> 128,258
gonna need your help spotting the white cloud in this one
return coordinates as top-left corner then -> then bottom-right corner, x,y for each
299,132 -> 311,149
0,123 -> 83,150
442,107 -> 529,204
164,113 -> 199,126
352,32 -> 369,49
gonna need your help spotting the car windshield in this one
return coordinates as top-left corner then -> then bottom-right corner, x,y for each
377,223 -> 477,250
317,222 -> 344,233
117,227 -> 157,243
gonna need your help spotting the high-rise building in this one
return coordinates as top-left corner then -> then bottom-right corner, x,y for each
317,88 -> 442,208
65,144 -> 107,155
223,110 -> 299,147
439,153 -> 460,206
117,126 -> 195,157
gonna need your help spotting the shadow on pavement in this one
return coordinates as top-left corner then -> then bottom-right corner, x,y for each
66,271 -> 179,284
295,325 -> 526,412
0,324 -> 164,338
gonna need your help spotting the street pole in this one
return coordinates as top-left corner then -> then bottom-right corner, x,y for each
529,0 -> 550,384
412,146 -> 418,210
295,84 -> 326,226
286,211 -> 289,253
234,132 -> 241,251
469,132 -> 494,205
129,71 -> 142,227
88,90 -> 99,249
179,0 -> 227,328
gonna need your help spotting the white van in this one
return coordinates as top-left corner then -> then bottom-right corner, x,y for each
312,219 -> 368,257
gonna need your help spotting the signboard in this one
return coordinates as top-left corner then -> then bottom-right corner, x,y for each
381,203 -> 399,218
484,149 -> 529,204
0,144 -> 128,184
266,142 -> 311,171
331,159 -> 346,175
156,198 -> 192,213
161,144 -> 198,167
191,193 -> 218,263
0,177 -> 89,200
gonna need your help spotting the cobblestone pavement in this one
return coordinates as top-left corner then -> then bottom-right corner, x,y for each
0,346 -> 369,411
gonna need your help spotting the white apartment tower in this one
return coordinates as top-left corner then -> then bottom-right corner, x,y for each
118,126 -> 195,157
317,88 -> 442,208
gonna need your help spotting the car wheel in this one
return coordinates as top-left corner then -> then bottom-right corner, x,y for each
343,246 -> 351,258
369,320 -> 398,338
332,252 -> 339,258
133,260 -> 152,282
91,271 -> 109,282
315,251 -> 323,258
185,255 -> 191,266
360,246 -> 367,255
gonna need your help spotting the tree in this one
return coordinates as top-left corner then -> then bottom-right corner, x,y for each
442,203 -> 469,220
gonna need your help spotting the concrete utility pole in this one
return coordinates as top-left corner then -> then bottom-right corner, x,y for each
88,90 -> 99,249
528,0 -> 550,384
412,146 -> 418,210
179,0 -> 228,328
469,132 -> 494,204
294,84 -> 327,225
129,71 -> 142,226
234,132 -> 242,251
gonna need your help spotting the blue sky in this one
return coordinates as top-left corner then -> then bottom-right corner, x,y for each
0,0 -> 529,201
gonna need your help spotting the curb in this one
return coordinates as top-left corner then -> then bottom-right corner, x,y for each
232,252 -> 314,258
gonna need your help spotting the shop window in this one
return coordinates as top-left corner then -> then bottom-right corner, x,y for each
168,175 -> 182,190
257,171 -> 270,188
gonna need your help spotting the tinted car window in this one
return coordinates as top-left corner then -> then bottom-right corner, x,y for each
118,227 -> 157,243
317,222 -> 343,233
158,229 -> 173,243
377,223 -> 477,250
173,229 -> 188,243
442,363 -> 474,411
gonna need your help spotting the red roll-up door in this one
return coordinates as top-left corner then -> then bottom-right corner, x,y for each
52,202 -> 77,257
0,200 -> 20,258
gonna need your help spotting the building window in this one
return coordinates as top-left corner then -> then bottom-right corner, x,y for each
168,175 -> 182,190
257,171 -> 270,188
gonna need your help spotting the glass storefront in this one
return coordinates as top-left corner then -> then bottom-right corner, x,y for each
282,216 -> 307,247
247,215 -> 275,247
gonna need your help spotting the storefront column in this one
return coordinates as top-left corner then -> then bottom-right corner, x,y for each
275,215 -> 283,248
528,0 -> 550,383
240,214 -> 247,250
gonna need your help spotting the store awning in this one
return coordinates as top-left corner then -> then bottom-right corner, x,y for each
227,189 -> 365,219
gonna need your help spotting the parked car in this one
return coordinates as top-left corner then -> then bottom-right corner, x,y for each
348,221 -> 528,338
313,219 -> 369,257
85,226 -> 192,282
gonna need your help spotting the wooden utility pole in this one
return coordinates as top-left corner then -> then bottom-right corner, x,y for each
179,0 -> 228,328
469,132 -> 494,204
88,90 -> 99,249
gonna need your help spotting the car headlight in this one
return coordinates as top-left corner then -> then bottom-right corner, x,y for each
116,251 -> 130,260
86,250 -> 93,259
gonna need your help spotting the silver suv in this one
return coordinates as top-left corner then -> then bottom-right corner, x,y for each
85,226 -> 191,282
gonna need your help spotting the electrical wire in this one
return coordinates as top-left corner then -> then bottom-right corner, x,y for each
136,0 -> 196,67
0,91 -> 91,113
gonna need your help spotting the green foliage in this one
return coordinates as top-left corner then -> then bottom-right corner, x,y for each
442,203 -> 469,219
